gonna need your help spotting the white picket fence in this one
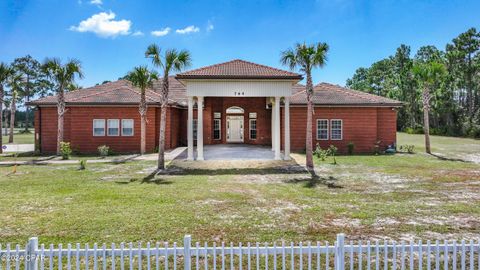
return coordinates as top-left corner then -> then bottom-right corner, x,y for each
1,234 -> 479,270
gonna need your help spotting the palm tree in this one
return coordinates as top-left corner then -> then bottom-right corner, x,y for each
7,72 -> 23,144
145,44 -> 191,170
42,58 -> 83,155
412,61 -> 446,154
125,66 -> 158,154
0,63 -> 14,153
281,42 -> 329,174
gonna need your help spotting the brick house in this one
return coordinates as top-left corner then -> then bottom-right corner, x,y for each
30,59 -> 402,159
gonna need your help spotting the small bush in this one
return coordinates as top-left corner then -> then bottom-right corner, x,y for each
314,143 -> 328,161
399,144 -> 415,154
97,145 -> 110,157
347,142 -> 355,155
327,145 -> 338,165
405,126 -> 424,134
79,159 -> 87,170
59,142 -> 72,160
405,127 -> 415,134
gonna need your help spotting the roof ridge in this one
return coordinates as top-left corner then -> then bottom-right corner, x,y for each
124,84 -> 161,102
316,82 -> 380,103
234,59 -> 300,76
178,59 -> 241,75
68,83 -> 123,102
178,59 -> 301,77
291,89 -> 306,96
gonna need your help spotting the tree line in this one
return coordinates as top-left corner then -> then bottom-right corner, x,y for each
346,27 -> 480,138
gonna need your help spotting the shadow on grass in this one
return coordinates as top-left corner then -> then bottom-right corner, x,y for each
429,153 -> 470,163
110,154 -> 142,164
140,170 -> 173,185
169,166 -> 308,176
285,175 -> 344,189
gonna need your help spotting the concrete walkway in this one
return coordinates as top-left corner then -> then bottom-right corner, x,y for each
0,147 -> 187,166
0,144 -> 288,165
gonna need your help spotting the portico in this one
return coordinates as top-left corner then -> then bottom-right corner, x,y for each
175,59 -> 303,161
184,95 -> 292,161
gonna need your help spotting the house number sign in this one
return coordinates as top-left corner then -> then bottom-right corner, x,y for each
234,91 -> 245,96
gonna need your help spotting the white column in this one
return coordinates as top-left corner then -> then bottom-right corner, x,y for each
197,96 -> 204,160
284,97 -> 291,160
271,98 -> 275,151
187,96 -> 194,160
274,96 -> 281,160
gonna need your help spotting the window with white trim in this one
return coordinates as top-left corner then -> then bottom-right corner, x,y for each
331,119 -> 343,140
93,119 -> 105,136
213,119 -> 221,140
249,119 -> 257,140
122,119 -> 134,136
193,119 -> 198,140
316,119 -> 328,140
107,119 -> 119,136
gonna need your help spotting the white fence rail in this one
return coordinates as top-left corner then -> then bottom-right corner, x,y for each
1,234 -> 479,270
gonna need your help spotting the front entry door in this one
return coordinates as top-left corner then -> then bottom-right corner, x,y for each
226,116 -> 244,143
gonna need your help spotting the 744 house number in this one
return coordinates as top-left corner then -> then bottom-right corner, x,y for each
234,91 -> 245,96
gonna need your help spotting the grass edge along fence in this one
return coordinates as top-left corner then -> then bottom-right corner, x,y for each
1,234 -> 480,270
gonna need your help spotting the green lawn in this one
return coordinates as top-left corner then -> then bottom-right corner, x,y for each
1,129 -> 35,144
397,132 -> 480,162
0,133 -> 479,245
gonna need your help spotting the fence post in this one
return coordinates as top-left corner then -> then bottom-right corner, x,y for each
335,234 -> 345,270
26,237 -> 38,270
184,235 -> 192,270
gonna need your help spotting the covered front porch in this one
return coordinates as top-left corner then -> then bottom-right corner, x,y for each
175,59 -> 303,161
185,95 -> 291,161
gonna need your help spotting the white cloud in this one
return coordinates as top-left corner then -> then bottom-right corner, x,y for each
132,31 -> 144,36
175,25 -> 200,34
151,27 -> 171,37
69,11 -> 131,38
206,21 -> 214,32
90,0 -> 102,5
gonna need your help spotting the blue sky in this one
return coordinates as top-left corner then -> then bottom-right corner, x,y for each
1,0 -> 479,87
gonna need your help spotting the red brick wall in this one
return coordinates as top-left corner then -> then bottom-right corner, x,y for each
37,106 -> 158,154
34,108 -> 41,152
376,107 -> 397,148
285,106 -> 397,154
36,107 -> 58,153
36,103 -> 397,155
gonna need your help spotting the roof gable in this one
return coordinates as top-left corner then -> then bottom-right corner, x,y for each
176,59 -> 303,80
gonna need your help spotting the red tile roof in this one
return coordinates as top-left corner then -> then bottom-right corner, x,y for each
30,80 -> 168,106
30,79 -> 401,107
290,83 -> 402,106
176,59 -> 303,80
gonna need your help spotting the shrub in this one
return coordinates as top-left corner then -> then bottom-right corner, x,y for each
405,127 -> 415,134
59,142 -> 72,160
97,145 -> 110,157
327,145 -> 338,165
462,122 -> 480,138
314,143 -> 328,161
347,142 -> 355,155
373,141 -> 382,155
399,144 -> 415,154
79,159 -> 87,170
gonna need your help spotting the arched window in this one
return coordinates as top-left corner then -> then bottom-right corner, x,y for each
226,106 -> 244,114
